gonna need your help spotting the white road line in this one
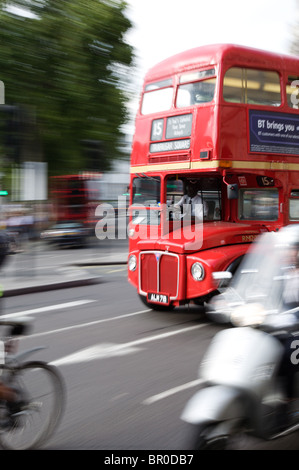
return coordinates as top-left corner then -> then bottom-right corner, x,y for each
28,309 -> 152,339
107,268 -> 126,273
50,323 -> 208,366
142,378 -> 205,405
1,300 -> 95,320
115,323 -> 208,350
51,343 -> 143,366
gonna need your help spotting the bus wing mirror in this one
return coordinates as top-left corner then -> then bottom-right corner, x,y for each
227,183 -> 238,200
212,272 -> 232,281
212,271 -> 232,288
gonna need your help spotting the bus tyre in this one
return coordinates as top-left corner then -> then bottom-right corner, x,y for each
139,295 -> 175,311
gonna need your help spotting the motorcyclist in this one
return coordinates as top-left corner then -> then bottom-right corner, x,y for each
277,238 -> 299,406
281,242 -> 299,309
210,225 -> 299,420
181,226 -> 299,446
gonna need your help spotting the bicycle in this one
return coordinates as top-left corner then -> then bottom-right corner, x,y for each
0,316 -> 65,450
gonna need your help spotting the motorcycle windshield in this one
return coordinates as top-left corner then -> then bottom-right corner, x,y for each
212,225 -> 299,316
234,226 -> 299,310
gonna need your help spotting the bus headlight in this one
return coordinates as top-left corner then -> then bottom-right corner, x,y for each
128,255 -> 137,272
191,262 -> 205,281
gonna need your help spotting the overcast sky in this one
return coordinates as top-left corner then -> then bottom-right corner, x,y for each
126,0 -> 297,82
124,0 -> 297,126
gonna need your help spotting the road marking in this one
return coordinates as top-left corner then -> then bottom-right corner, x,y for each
28,308 -> 152,339
51,343 -> 143,366
107,267 -> 126,273
50,323 -> 208,366
1,300 -> 95,320
142,378 -> 205,405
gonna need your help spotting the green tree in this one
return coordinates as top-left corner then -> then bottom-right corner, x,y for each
0,0 -> 134,174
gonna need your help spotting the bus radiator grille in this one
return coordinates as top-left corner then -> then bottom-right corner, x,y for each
140,252 -> 178,298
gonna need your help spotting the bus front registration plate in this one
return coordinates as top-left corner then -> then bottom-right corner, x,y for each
147,293 -> 169,305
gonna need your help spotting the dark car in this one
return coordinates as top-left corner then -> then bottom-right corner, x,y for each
40,222 -> 89,248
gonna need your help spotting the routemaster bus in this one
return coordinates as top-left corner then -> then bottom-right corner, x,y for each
50,173 -> 102,226
127,43 -> 299,311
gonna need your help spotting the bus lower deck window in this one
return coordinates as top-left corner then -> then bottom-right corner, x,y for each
239,188 -> 279,220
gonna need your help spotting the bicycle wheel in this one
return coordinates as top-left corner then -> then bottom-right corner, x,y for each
0,361 -> 65,450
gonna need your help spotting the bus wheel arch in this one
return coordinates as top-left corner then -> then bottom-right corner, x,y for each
216,255 -> 244,290
226,255 -> 244,275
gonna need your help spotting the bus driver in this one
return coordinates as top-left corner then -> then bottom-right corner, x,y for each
174,179 -> 208,220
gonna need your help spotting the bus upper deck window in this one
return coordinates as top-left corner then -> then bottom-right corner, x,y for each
141,78 -> 173,115
223,67 -> 281,106
286,76 -> 299,109
177,68 -> 216,108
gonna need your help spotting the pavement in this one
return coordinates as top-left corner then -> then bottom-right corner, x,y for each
0,240 -> 128,297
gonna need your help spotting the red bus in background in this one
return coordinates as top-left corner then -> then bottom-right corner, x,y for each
127,44 -> 299,311
50,173 -> 102,227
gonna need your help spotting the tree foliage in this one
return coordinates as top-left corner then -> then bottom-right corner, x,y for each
0,0 -> 134,174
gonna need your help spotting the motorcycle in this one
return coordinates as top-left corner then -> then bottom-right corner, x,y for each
181,225 -> 299,449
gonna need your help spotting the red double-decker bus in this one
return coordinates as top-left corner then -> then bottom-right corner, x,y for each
50,173 -> 102,226
127,44 -> 299,311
